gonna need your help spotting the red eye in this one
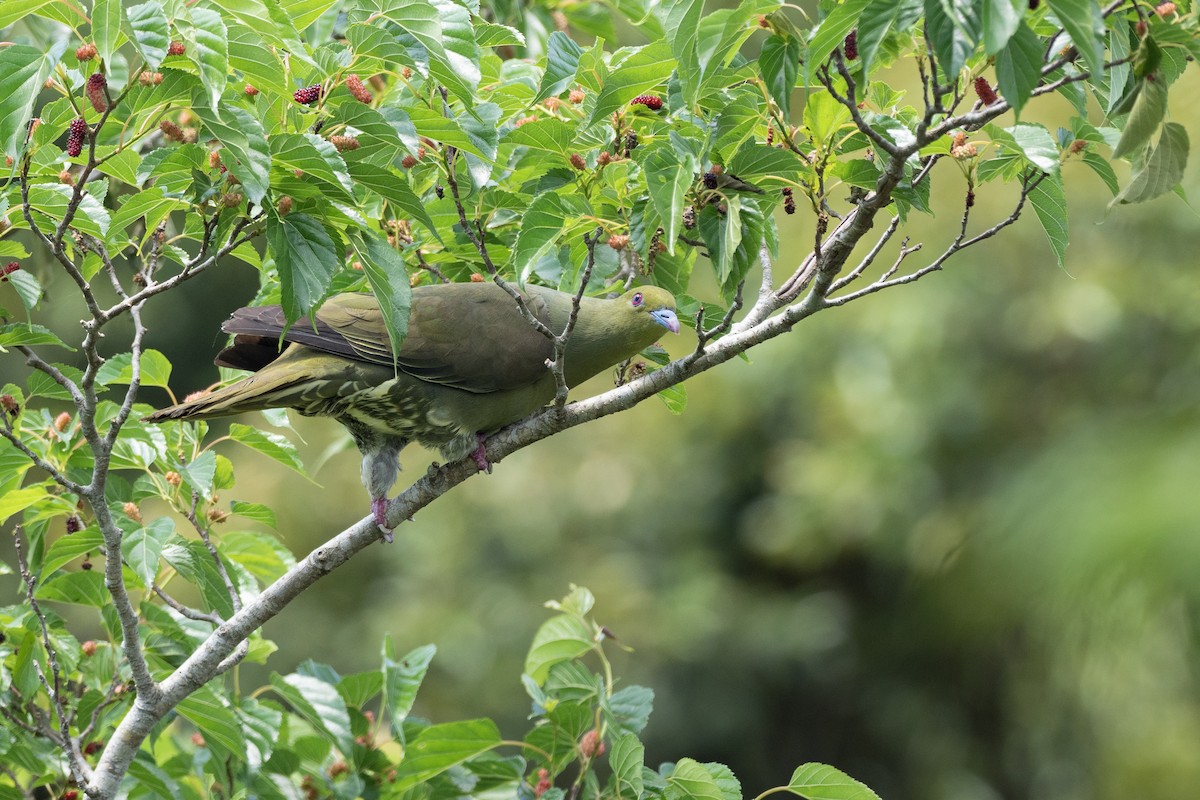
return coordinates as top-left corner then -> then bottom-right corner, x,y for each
632,292 -> 644,307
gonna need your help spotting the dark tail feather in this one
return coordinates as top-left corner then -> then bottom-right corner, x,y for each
144,351 -> 319,423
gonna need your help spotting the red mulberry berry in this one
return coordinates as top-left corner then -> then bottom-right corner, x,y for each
569,153 -> 586,170
1,261 -> 19,281
277,195 -> 293,216
974,77 -> 998,106
167,41 -> 185,56
67,118 -> 87,157
294,85 -> 322,105
844,31 -> 858,61
330,135 -> 359,152
630,94 -> 663,110
159,119 -> 184,142
401,154 -> 418,169
244,84 -> 259,96
86,73 -> 108,113
346,74 -> 373,104
75,43 -> 97,61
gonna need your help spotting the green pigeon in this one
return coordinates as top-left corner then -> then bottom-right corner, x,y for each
145,282 -> 679,537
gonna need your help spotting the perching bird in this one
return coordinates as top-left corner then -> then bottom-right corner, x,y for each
145,282 -> 679,537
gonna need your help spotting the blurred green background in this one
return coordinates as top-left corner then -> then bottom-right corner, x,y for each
4,67 -> 1200,800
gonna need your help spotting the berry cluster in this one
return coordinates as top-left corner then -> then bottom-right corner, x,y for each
569,152 -> 586,170
974,77 -> 998,106
346,74 -> 373,104
330,135 -> 359,152
630,94 -> 663,110
86,72 -> 108,113
75,42 -> 97,61
844,30 -> 858,61
294,84 -> 322,105
159,119 -> 185,142
782,187 -> 795,215
67,118 -> 88,157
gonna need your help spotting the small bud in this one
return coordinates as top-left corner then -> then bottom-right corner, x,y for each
346,73 -> 373,104
579,729 -> 606,757
973,77 -> 998,106
401,66 -> 413,80
244,84 -> 259,96
159,119 -> 185,142
607,234 -> 629,250
191,732 -> 205,747
401,154 -> 418,169
206,507 -> 229,524
570,152 -> 587,170
1069,139 -> 1088,154
277,195 -> 293,216
630,94 -> 663,111
351,261 -> 363,271
569,87 -> 585,104
758,14 -> 771,28
83,740 -> 101,755
76,43 -> 97,61
138,71 -> 154,86
1155,1 -> 1176,16
597,151 -> 612,166
167,41 -> 185,56
329,760 -> 348,778
844,30 -> 858,61
165,471 -> 182,487
54,411 -> 71,432
1136,19 -> 1149,37
514,115 -> 538,127
544,96 -> 562,111
59,169 -> 74,186
123,501 -> 142,523
209,150 -> 221,169
470,272 -> 486,282
221,192 -> 243,208
81,640 -> 97,656
417,145 -> 427,158
86,72 -> 108,113
330,135 -> 360,152
0,394 -> 19,417
293,85 -> 322,105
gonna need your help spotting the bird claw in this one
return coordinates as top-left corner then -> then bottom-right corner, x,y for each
371,497 -> 394,543
470,434 -> 491,473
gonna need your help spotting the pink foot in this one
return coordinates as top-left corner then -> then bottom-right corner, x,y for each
470,433 -> 491,473
372,497 -> 394,543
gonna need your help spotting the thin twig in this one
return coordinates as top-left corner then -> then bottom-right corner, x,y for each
551,228 -> 602,407
687,281 -> 744,365
187,492 -> 242,614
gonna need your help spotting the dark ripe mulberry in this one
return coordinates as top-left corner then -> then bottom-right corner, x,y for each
630,94 -> 663,110
67,118 -> 88,157
682,206 -> 696,229
703,171 -> 718,190
346,74 -> 373,104
435,184 -> 445,199
966,190 -> 975,209
623,131 -> 638,155
294,85 -> 322,105
844,30 -> 858,61
974,77 -> 998,106
66,515 -> 83,534
86,73 -> 108,113
1028,0 -> 1039,7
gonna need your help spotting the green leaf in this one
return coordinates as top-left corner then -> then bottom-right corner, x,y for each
180,450 -> 218,499
588,41 -> 675,126
383,640 -> 436,731
193,102 -> 271,204
228,22 -> 289,96
807,0 -> 871,83
26,184 -> 111,239
1081,150 -> 1119,197
854,0 -> 899,78
759,34 -> 802,121
666,759 -> 724,800
279,0 -> 336,31
525,613 -> 594,684
1111,76 -> 1168,161
923,0 -> 978,81
350,229 -> 411,358
476,20 -> 525,49
1029,172 -> 1068,269
345,162 -> 439,240
35,571 -> 107,607
1045,0 -> 1104,76
981,0 -> 1021,54
663,0 -> 703,109
609,732 -> 645,800
643,144 -> 695,256
787,763 -> 881,800
511,191 -> 572,280
405,106 -> 489,160
120,517 -> 174,590
271,133 -> 355,202
505,118 -> 575,161
728,142 -> 808,186
271,672 -> 355,755
804,91 -> 852,148
220,530 -> 295,584
1001,122 -> 1060,174
0,1 -> 59,29
0,323 -> 72,350
1115,122 -> 1189,205
391,719 -> 502,791
177,687 -> 246,757
125,1 -> 171,69
41,527 -> 104,576
182,7 -> 230,109
93,0 -> 124,65
229,423 -> 308,476
0,486 -> 49,523
657,383 -> 687,414
535,31 -> 584,102
97,348 -> 173,388
268,212 -> 338,323
428,0 -> 480,106
995,21 -> 1041,118
108,187 -> 188,250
